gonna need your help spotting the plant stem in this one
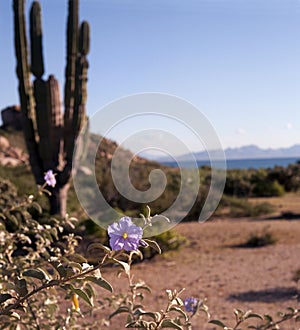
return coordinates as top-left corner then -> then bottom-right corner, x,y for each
0,256 -> 107,315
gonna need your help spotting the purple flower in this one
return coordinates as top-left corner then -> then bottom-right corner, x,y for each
108,217 -> 143,251
44,170 -> 56,187
184,297 -> 198,313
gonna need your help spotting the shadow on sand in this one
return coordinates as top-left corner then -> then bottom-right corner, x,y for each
228,287 -> 299,303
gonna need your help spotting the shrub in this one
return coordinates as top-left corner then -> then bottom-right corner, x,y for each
220,196 -> 275,218
0,176 -> 299,329
239,231 -> 277,248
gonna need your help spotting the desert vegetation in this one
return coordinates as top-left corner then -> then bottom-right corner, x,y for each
1,0 -> 300,328
1,126 -> 300,329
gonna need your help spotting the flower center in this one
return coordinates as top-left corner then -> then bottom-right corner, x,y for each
122,232 -> 128,239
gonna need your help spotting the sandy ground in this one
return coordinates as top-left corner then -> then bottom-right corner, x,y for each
90,217 -> 300,329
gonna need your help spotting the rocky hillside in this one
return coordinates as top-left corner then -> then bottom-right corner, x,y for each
0,112 -> 192,218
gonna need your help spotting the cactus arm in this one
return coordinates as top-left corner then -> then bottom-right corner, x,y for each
33,78 -> 51,170
13,0 -> 43,184
62,21 -> 90,185
47,75 -> 63,170
29,0 -> 53,172
63,0 -> 79,157
30,1 -> 44,78
73,21 -> 90,137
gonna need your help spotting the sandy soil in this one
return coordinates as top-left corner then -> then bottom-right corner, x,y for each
95,217 -> 300,330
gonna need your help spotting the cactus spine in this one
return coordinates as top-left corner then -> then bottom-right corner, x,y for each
13,0 -> 90,216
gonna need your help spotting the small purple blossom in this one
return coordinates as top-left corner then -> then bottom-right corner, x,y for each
108,217 -> 143,251
184,297 -> 198,313
44,170 -> 56,187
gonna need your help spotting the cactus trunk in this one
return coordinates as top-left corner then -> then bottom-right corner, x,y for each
13,0 -> 90,217
48,183 -> 70,216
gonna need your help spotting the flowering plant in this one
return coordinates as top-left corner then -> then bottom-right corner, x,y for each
108,216 -> 143,251
0,175 -> 299,329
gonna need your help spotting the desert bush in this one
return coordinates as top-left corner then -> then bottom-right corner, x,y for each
0,180 -> 209,329
268,163 -> 300,192
0,176 -> 299,329
224,169 -> 253,197
240,231 -> 277,248
219,196 -> 275,218
251,170 -> 285,197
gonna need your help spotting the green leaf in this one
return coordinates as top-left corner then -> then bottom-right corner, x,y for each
68,253 -> 87,263
113,259 -> 130,275
87,242 -> 110,253
246,313 -> 264,320
133,309 -> 161,322
14,278 -> 28,297
57,264 -> 67,278
22,269 -> 46,281
170,306 -> 189,322
161,319 -> 183,329
68,262 -> 83,272
10,312 -> 20,320
109,306 -> 130,319
50,227 -> 58,240
209,320 -> 227,328
126,320 -> 156,328
84,283 -> 95,298
7,214 -> 18,227
134,282 -> 151,293
0,294 -> 13,304
66,284 -> 93,307
143,239 -> 161,254
31,202 -> 42,214
264,314 -> 273,322
74,288 -> 93,307
85,276 -> 113,293
129,249 -> 143,260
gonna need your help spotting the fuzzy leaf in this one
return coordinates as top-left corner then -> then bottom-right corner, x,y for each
134,283 -> 151,293
143,239 -> 161,254
109,306 -> 130,319
10,312 -> 20,320
0,294 -> 13,304
161,319 -> 183,329
68,262 -> 83,272
126,320 -> 156,328
264,314 -> 273,322
84,283 -> 95,298
246,313 -> 264,320
209,320 -> 227,328
14,278 -> 28,297
57,264 -> 67,278
87,242 -> 110,253
7,214 -> 18,227
23,269 -> 46,281
85,276 -> 113,293
170,306 -> 189,321
133,308 -> 161,322
68,253 -> 87,263
114,259 -> 130,275
31,202 -> 42,214
67,285 -> 93,307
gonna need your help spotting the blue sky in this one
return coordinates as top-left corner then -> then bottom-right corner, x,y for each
1,0 -> 300,153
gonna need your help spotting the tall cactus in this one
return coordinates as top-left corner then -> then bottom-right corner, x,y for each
13,0 -> 90,216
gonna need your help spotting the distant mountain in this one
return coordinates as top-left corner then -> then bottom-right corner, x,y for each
153,144 -> 300,162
